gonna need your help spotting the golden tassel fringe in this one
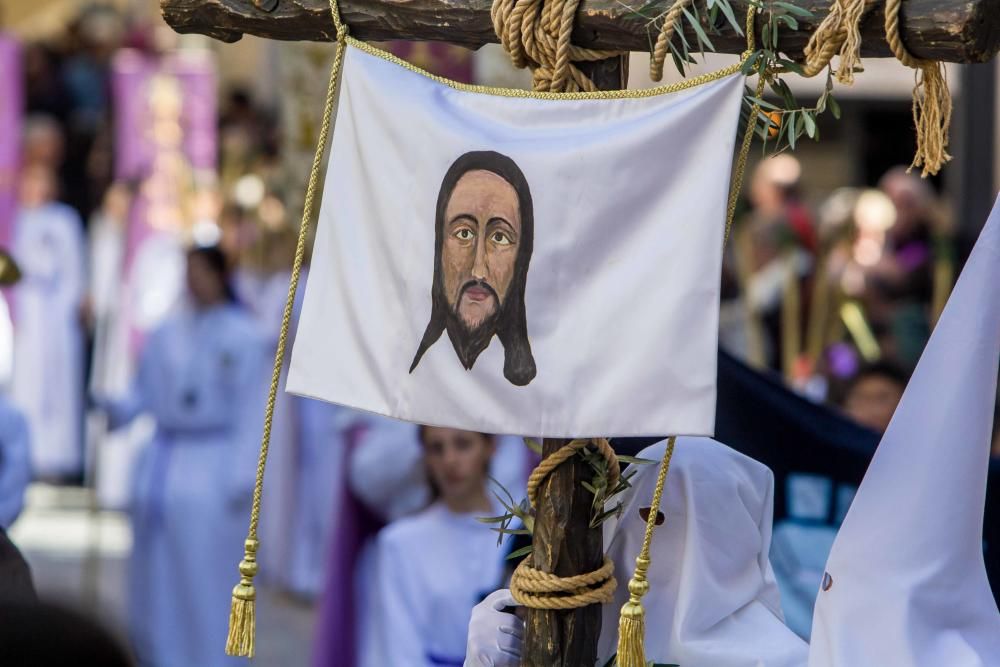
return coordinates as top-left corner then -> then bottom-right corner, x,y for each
616,561 -> 651,667
225,538 -> 259,658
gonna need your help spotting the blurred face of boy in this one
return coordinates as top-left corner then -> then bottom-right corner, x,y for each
844,374 -> 904,433
421,427 -> 495,509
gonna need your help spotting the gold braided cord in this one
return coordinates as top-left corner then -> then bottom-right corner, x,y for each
616,436 -> 677,667
511,557 -> 618,609
884,0 -> 951,176
525,438 -> 620,510
725,68 -> 766,245
225,5 -> 348,656
346,35 -> 746,100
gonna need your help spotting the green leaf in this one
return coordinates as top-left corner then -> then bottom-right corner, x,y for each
776,14 -> 799,30
746,95 -> 781,111
829,94 -> 842,119
476,515 -> 510,524
523,437 -> 542,455
715,0 -> 743,35
788,111 -> 798,149
802,111 -> 816,138
616,455 -> 657,465
773,1 -> 815,17
506,544 -> 534,560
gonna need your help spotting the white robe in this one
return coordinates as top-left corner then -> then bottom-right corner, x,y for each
366,501 -> 508,667
105,303 -> 266,667
12,202 -> 86,478
0,396 -> 31,528
600,437 -> 809,666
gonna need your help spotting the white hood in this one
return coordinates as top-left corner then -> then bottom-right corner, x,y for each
808,196 -> 1000,667
601,436 -> 809,666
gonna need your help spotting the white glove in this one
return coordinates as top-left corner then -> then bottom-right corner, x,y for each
464,589 -> 523,667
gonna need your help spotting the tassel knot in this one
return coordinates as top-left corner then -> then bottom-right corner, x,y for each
226,538 -> 259,658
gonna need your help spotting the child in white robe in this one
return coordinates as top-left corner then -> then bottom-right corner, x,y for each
365,427 -> 509,667
101,246 -> 266,667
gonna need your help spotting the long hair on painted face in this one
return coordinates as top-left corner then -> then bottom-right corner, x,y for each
409,150 -> 536,386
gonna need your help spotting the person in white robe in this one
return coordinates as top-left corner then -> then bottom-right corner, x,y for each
346,419 -> 530,665
467,196 -> 1000,667
467,436 -> 809,667
0,397 -> 31,530
11,164 -> 86,479
99,245 -> 266,667
364,427 -> 511,667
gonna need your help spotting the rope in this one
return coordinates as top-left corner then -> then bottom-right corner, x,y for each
511,557 -> 618,609
799,0 -> 877,82
884,0 -> 951,176
491,0 -> 623,92
511,438 -> 621,609
225,0 -> 348,658
526,438 -> 620,510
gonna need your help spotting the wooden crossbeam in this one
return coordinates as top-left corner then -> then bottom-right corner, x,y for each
162,0 -> 1000,64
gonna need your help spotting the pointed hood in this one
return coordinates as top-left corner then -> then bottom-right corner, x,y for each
808,196 -> 1000,666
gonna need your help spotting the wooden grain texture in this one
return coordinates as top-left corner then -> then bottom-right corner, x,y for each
522,438 -> 607,667
161,0 -> 1000,63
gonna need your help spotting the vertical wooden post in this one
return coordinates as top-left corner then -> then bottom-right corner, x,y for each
521,55 -> 627,667
522,438 -> 607,666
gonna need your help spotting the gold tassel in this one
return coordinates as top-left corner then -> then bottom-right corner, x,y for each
616,558 -> 651,667
225,538 -> 259,658
616,437 -> 675,666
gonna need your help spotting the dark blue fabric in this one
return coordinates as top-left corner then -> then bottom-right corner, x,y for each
610,348 -> 1000,605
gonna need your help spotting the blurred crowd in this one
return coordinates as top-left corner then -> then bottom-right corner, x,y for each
0,3 -> 998,667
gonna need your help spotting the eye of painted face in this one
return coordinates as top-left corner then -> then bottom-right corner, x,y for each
490,230 -> 512,246
454,227 -> 475,241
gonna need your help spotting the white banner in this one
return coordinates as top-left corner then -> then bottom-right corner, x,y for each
288,46 -> 744,437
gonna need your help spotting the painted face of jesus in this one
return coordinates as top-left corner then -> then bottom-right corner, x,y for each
441,169 -> 522,331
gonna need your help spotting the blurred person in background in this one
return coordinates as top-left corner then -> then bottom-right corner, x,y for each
11,160 -> 87,482
735,154 -> 816,378
874,167 -> 951,368
0,249 -> 35,604
363,427 -> 509,667
97,246 -> 266,667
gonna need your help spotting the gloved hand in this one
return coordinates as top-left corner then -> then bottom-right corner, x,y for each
464,589 -> 523,667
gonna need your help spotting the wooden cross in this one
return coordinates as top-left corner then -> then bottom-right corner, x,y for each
160,0 -> 998,664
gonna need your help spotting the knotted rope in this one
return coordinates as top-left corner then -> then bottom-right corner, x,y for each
510,438 -> 620,609
491,0 -> 623,92
885,0 -> 951,176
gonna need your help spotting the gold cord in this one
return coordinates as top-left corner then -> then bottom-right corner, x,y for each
616,436 -> 676,667
224,1 -> 347,657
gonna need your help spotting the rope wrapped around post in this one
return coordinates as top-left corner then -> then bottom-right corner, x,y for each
510,438 -> 621,609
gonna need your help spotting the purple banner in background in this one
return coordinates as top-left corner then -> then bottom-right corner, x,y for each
0,35 -> 23,250
110,49 -> 217,360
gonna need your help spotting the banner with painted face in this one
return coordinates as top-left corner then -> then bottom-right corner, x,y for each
288,45 -> 744,438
